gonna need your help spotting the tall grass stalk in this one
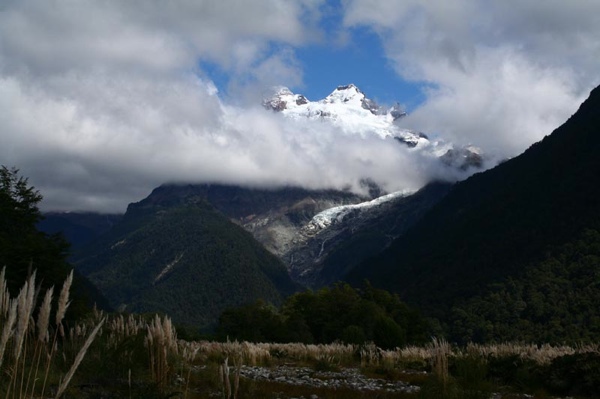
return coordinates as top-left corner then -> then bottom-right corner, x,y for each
0,269 -> 101,399
220,356 -> 231,399
25,286 -> 53,398
146,314 -> 178,390
54,317 -> 105,399
0,267 -> 9,316
430,337 -> 450,387
5,272 -> 36,399
0,299 -> 17,369
40,270 -> 72,399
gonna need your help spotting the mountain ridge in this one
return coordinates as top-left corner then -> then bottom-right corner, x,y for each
346,84 -> 600,342
74,197 -> 298,329
263,84 -> 485,171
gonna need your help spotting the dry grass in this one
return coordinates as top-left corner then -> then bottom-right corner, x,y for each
177,338 -> 600,372
0,268 -> 104,399
0,268 -> 188,398
145,314 -> 178,390
4,266 -> 600,398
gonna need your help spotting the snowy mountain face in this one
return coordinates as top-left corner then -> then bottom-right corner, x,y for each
279,182 -> 453,288
264,84 -> 413,140
305,189 -> 415,232
217,182 -> 450,288
263,84 -> 483,169
255,84 -> 486,285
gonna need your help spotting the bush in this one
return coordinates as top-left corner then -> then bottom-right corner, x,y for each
545,352 -> 600,396
341,325 -> 367,345
452,355 -> 492,399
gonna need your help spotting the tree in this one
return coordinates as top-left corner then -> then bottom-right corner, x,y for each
0,166 -> 43,226
217,300 -> 286,342
0,166 -> 70,291
0,166 -> 107,316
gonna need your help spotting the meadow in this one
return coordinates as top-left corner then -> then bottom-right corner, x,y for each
2,269 -> 600,399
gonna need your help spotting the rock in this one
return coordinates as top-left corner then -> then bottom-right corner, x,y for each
239,365 -> 420,394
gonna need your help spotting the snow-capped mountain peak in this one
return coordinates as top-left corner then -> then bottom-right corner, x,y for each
264,86 -> 309,111
263,84 -> 411,140
262,84 -> 486,171
264,83 -> 389,117
323,84 -> 364,104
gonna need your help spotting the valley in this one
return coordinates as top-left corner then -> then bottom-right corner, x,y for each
8,81 -> 600,399
3,2 -> 600,398
41,83 -> 600,345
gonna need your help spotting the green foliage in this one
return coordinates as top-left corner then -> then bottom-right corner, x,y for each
75,198 -> 297,330
1,166 -> 61,288
348,86 -> 600,343
449,229 -> 600,344
340,325 -> 367,345
486,355 -> 544,393
485,352 -> 600,397
0,165 -> 106,318
545,352 -> 600,396
373,315 -> 406,350
217,300 -> 286,342
419,354 -> 492,399
218,283 -> 428,348
451,355 -> 492,399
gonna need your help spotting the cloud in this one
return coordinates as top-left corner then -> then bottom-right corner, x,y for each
0,0 -> 321,73
0,0 -> 425,213
0,69 -> 428,212
0,0 -> 335,212
2,1 -> 599,213
342,0 -> 600,157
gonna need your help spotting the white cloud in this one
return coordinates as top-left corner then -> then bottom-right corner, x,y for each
0,70 -> 427,212
2,0 -> 599,213
343,0 -> 600,157
0,54 -> 429,213
0,0 -> 336,212
0,0 -> 322,74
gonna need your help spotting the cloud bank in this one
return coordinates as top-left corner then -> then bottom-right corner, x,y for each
1,1 -> 599,212
343,0 -> 600,155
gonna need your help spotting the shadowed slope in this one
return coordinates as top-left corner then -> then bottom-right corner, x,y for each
75,198 -> 298,329
347,85 -> 600,341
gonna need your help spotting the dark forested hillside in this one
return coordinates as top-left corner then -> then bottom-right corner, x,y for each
74,197 -> 299,330
0,166 -> 109,318
38,212 -> 122,250
217,283 -> 429,348
347,85 -> 600,343
315,181 -> 453,286
133,183 -> 362,221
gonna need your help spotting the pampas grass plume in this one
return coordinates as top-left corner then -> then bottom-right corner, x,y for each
14,271 -> 36,361
37,286 -> 54,342
54,317 -> 105,398
0,298 -> 18,368
56,270 -> 73,326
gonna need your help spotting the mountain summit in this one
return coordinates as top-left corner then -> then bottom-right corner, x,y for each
264,84 -> 484,170
265,84 -> 404,118
263,84 -> 412,140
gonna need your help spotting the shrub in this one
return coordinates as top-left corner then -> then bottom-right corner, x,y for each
545,352 -> 600,396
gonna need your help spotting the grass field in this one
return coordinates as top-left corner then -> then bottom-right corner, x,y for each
2,269 -> 600,398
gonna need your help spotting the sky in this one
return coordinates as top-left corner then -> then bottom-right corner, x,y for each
1,0 -> 599,213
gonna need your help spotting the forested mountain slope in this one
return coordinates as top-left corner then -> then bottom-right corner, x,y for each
347,85 -> 600,343
1,166 -> 109,318
75,198 -> 298,330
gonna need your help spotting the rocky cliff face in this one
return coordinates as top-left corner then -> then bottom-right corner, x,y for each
132,182 -> 452,288
132,183 -> 366,266
282,182 -> 453,287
